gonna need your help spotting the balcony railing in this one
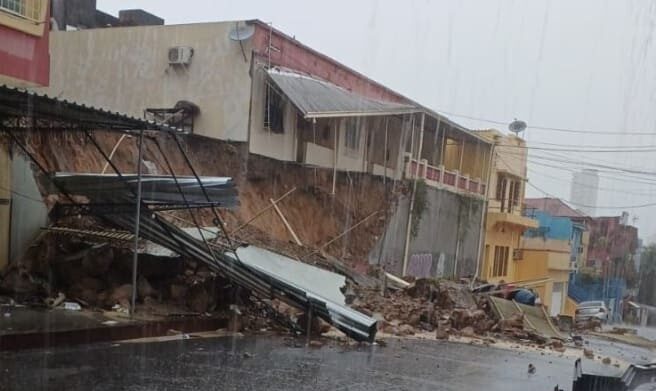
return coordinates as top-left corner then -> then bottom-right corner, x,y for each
406,155 -> 486,198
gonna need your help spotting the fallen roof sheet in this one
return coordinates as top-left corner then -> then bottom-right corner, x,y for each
268,68 -> 417,119
0,84 -> 179,132
48,181 -> 377,341
136,226 -> 376,340
51,173 -> 238,208
489,295 -> 565,340
108,214 -> 377,341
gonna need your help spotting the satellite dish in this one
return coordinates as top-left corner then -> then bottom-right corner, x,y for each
508,119 -> 527,135
229,23 -> 255,41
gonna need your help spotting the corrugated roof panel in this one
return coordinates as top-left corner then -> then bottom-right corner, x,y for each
267,69 -> 418,119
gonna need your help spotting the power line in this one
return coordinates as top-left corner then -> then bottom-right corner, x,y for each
496,154 -> 656,209
527,167 -> 656,196
438,109 -> 656,136
526,180 -> 656,210
497,143 -> 656,153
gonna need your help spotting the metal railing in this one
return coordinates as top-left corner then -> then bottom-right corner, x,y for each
405,155 -> 486,197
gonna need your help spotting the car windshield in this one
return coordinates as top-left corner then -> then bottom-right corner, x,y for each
3,1 -> 656,390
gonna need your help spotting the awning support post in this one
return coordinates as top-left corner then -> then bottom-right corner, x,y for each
402,113 -> 425,276
130,129 -> 144,317
332,120 -> 339,195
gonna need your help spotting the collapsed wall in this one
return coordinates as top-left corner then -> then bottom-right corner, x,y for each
369,184 -> 484,278
12,130 -> 399,273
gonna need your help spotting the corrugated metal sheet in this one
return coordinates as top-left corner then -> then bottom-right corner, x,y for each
0,84 -> 180,132
51,173 -> 238,208
268,68 -> 418,119
47,173 -> 377,341
489,296 -> 565,340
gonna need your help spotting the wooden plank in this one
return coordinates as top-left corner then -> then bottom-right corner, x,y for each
312,210 -> 379,255
230,187 -> 296,234
270,198 -> 303,246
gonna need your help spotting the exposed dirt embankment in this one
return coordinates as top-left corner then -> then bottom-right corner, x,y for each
22,130 -> 400,271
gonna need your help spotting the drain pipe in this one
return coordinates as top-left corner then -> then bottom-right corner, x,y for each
402,113 -> 424,276
472,141 -> 496,287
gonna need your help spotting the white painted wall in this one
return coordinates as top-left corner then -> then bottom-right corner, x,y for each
43,22 -> 253,141
249,66 -> 297,161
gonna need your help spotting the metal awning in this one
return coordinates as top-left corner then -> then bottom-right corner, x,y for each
267,68 -> 418,119
0,84 -> 178,132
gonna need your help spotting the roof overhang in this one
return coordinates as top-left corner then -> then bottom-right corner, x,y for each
0,84 -> 177,133
267,68 -> 419,119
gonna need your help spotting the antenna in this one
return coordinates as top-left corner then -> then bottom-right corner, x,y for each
228,22 -> 255,41
508,119 -> 527,135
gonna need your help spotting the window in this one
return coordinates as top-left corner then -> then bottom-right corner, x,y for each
492,246 -> 509,277
497,175 -> 521,213
345,119 -> 360,150
0,0 -> 42,21
264,85 -> 284,133
511,179 -> 521,211
496,175 -> 507,211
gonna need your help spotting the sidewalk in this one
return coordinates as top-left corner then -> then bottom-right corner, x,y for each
0,305 -> 227,350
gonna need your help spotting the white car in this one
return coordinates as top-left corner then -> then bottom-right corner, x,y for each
575,301 -> 609,323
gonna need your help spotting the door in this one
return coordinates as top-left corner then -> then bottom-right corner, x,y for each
550,282 -> 564,317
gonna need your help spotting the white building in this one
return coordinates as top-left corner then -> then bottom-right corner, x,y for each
570,169 -> 599,217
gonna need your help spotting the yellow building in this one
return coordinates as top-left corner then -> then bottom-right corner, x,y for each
517,237 -> 572,317
477,130 -> 538,284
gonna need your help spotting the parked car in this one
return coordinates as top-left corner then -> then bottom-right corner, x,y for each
575,301 -> 609,323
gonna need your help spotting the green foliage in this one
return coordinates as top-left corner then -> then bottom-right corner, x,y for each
640,244 -> 656,274
410,180 -> 428,238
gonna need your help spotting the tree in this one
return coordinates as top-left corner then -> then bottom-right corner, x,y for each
637,245 -> 656,305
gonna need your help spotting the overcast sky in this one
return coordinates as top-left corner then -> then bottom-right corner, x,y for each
100,0 -> 656,241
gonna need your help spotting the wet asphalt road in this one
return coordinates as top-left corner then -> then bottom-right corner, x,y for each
0,335 -> 608,391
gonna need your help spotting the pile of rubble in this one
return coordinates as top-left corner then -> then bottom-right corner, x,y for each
352,278 -> 498,339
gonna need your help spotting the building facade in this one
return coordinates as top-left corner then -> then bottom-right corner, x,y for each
0,0 -> 51,271
571,169 -> 599,217
43,19 -> 495,278
476,130 -> 538,285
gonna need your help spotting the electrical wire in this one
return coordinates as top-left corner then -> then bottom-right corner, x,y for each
526,180 -> 656,209
527,167 -> 656,196
496,153 -> 656,210
437,109 -> 656,136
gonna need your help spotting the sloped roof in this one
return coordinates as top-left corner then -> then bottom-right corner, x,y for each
268,68 -> 418,119
524,197 -> 587,219
0,84 -> 178,132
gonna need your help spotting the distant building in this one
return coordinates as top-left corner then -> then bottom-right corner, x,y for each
522,197 -> 589,317
570,169 -> 599,217
51,0 -> 163,30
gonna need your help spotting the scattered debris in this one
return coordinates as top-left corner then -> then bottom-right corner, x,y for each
528,363 -> 536,374
583,348 -> 594,359
602,357 -> 612,365
45,292 -> 66,308
61,302 -> 82,311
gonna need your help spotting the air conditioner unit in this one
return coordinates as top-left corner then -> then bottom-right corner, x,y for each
168,46 -> 194,65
